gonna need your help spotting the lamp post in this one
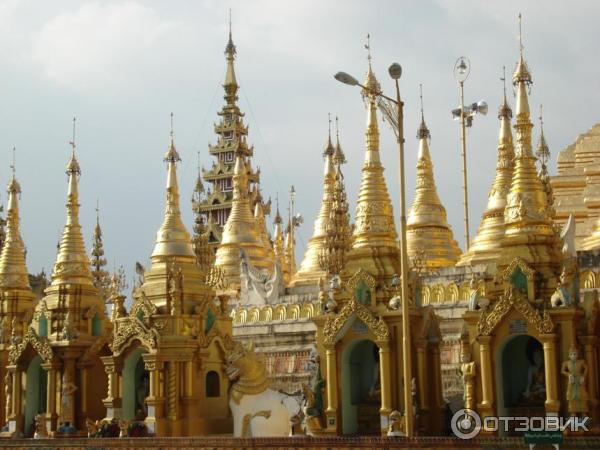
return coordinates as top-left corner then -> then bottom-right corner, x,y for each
452,57 -> 487,251
334,63 -> 414,437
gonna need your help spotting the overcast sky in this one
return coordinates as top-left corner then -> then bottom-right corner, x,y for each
0,0 -> 598,287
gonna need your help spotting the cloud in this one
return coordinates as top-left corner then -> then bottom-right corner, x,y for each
30,1 -> 177,90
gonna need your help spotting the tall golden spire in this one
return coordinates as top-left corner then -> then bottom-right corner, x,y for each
536,105 -> 555,218
501,14 -> 559,282
407,85 -> 461,269
151,113 -> 195,259
142,114 -> 212,310
291,115 -> 338,286
0,149 -> 34,300
90,200 -> 110,299
458,68 -> 515,266
50,117 -> 95,286
272,196 -> 288,282
224,9 -> 238,104
215,153 -> 272,290
346,52 -> 400,280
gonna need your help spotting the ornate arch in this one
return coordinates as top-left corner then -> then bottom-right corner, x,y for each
582,270 -> 596,289
274,304 -> 286,321
111,318 -> 158,357
8,327 -> 54,365
288,304 -> 300,320
477,287 -> 553,336
446,283 -> 459,302
322,297 -> 390,346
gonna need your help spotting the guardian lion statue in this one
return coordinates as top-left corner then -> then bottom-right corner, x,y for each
226,341 -> 299,437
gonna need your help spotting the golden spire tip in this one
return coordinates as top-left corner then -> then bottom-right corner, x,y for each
10,146 -> 15,177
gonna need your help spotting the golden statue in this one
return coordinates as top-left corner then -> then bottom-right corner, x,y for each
561,347 -> 589,414
460,352 -> 476,410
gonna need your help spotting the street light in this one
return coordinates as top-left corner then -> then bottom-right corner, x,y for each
334,63 -> 414,438
452,57 -> 487,251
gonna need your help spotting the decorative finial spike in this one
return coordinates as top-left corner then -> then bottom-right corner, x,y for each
419,83 -> 424,121
69,117 -> 77,155
229,8 -> 232,38
170,112 -> 174,139
365,33 -> 372,68
328,113 -> 332,140
518,13 -> 523,57
501,66 -> 507,101
10,146 -> 16,176
539,104 -> 544,131
335,115 -> 340,140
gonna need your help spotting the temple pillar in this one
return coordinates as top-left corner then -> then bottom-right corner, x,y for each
430,342 -> 443,409
378,342 -> 392,433
540,333 -> 560,414
8,366 -> 23,434
416,339 -> 429,410
100,357 -> 122,420
144,359 -> 166,436
582,335 -> 599,417
41,362 -> 60,433
324,345 -> 338,433
477,335 -> 494,418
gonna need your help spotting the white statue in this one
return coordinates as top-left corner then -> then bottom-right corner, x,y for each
239,249 -> 283,306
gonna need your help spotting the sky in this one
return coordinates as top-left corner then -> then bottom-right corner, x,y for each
0,0 -> 598,288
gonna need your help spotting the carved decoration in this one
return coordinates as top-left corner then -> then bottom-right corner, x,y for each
129,289 -> 157,323
111,318 -> 158,356
8,327 -> 54,365
322,297 -> 389,345
477,287 -> 554,336
500,257 -> 536,283
346,268 -> 377,294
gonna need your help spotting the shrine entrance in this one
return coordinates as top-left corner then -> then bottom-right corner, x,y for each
23,356 -> 47,437
122,349 -> 149,420
496,335 -> 545,436
341,339 -> 380,435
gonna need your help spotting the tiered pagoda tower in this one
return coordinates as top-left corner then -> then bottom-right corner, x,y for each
457,79 -> 515,266
406,99 -> 461,270
197,25 -> 262,241
345,64 -> 400,281
291,120 -> 341,287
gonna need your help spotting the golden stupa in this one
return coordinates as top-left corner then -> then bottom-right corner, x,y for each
141,127 -> 213,310
406,102 -> 461,270
499,43 -> 560,292
291,122 -> 338,287
0,166 -> 36,307
457,82 -> 515,266
345,64 -> 400,280
214,154 -> 273,290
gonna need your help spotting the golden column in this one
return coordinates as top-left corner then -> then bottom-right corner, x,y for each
324,344 -> 338,431
416,339 -> 429,411
540,333 -> 560,414
378,343 -> 392,423
477,336 -> 494,416
42,362 -> 59,431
